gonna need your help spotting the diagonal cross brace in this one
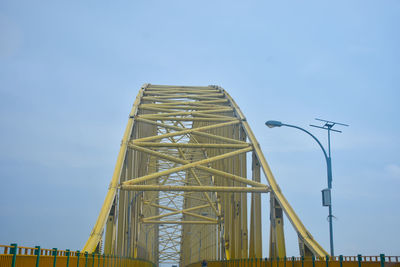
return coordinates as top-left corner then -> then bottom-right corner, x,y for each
123,146 -> 253,185
126,144 -> 267,188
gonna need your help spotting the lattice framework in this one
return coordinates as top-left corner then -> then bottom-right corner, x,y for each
83,84 -> 328,266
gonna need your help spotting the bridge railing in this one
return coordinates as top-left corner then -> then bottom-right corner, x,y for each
0,244 -> 155,267
187,255 -> 400,267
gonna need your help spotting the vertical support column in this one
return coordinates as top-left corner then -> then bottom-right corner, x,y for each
233,192 -> 241,258
126,149 -> 135,258
228,140 -> 236,260
218,125 -> 231,260
152,147 -> 160,264
116,157 -> 128,256
240,126 -> 248,259
250,153 -> 262,258
233,126 -> 242,259
104,199 -> 117,255
269,195 -> 286,259
298,236 -> 313,257
133,193 -> 139,259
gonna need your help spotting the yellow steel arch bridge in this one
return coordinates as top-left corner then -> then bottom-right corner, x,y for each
82,84 -> 328,266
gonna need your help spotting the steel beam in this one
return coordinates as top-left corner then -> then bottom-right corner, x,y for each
121,185 -> 270,193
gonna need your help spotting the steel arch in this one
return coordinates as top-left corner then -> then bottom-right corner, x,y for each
83,84 -> 328,265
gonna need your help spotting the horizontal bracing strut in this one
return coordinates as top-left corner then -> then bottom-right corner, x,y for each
121,185 -> 270,193
132,141 -> 251,149
142,221 -> 218,225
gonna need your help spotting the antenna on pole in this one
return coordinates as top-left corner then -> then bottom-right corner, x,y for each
310,118 -> 349,133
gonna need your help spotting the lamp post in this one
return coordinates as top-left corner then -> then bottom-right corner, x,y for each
265,119 -> 347,256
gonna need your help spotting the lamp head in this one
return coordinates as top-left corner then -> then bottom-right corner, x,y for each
265,120 -> 283,128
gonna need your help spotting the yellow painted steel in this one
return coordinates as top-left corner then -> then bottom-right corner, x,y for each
82,84 -> 329,266
185,257 -> 400,267
122,146 -> 253,186
82,87 -> 144,253
0,245 -> 154,267
121,185 -> 270,192
269,194 -> 286,258
131,142 -> 250,148
125,143 -> 266,187
249,152 -> 262,258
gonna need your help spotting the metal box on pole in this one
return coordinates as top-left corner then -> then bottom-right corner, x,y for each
322,188 -> 331,207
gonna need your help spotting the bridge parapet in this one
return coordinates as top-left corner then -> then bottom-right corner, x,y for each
186,255 -> 400,267
0,244 -> 155,267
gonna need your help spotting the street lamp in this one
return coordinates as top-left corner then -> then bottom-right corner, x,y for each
265,119 -> 348,256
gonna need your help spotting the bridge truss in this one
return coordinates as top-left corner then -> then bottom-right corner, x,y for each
82,84 -> 328,266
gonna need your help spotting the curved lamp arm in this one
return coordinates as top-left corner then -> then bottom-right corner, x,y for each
282,123 -> 329,163
265,120 -> 332,189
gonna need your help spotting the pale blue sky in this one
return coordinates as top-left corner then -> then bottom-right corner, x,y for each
0,0 -> 399,259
